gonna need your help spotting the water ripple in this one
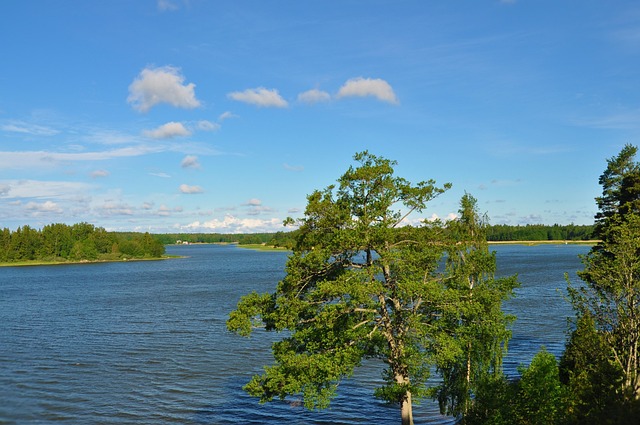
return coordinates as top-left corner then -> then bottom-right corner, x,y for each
0,243 -> 588,424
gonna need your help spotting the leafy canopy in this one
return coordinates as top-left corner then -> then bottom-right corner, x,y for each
228,152 -> 517,423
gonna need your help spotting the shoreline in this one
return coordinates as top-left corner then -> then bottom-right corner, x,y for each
0,255 -> 180,268
235,243 -> 291,252
488,240 -> 598,246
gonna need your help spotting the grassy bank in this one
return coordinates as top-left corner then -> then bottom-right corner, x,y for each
236,244 -> 291,252
0,255 -> 178,268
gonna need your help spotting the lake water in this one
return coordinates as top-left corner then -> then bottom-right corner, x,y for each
0,243 -> 590,424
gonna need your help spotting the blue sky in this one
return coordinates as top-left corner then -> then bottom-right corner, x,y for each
1,1 -> 639,233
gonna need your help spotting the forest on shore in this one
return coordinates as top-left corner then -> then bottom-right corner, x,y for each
0,222 -> 165,264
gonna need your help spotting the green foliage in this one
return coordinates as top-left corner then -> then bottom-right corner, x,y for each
434,193 -> 519,417
515,349 -> 567,425
461,374 -> 515,425
464,348 -> 566,425
559,314 -> 624,424
486,223 -> 594,241
228,152 -> 517,423
563,144 -> 640,422
594,144 -> 640,238
568,145 -> 640,405
0,223 -> 165,264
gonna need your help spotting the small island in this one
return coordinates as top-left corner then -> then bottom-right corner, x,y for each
0,222 -> 166,267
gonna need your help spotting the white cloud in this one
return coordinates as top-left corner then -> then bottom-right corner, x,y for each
184,214 -> 285,233
422,212 -> 458,223
91,169 -> 110,178
242,198 -> 275,215
143,121 -> 191,139
142,202 -> 154,210
157,204 -> 172,216
196,120 -> 220,132
228,87 -> 288,108
128,66 -> 201,112
336,77 -> 399,104
25,200 -> 63,214
181,155 -> 200,169
179,184 -> 203,194
98,202 -> 134,216
244,198 -> 262,206
297,89 -> 331,104
149,172 -> 171,178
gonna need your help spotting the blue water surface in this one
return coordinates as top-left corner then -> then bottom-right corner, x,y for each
0,243 -> 589,424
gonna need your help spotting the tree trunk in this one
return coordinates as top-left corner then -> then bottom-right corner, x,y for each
401,390 -> 414,425
396,373 -> 414,425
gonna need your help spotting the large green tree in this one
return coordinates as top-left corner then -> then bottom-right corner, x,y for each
568,144 -> 640,413
228,152 -> 516,424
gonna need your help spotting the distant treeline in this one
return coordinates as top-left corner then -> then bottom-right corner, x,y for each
154,231 -> 295,248
485,223 -> 595,241
157,224 -> 595,248
0,223 -> 595,264
0,223 -> 165,263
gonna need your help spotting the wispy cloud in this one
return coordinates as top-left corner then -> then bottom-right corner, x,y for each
0,179 -> 93,200
228,87 -> 288,108
283,163 -> 304,172
143,121 -> 191,139
128,66 -> 201,112
1,121 -> 59,136
91,169 -> 110,178
575,109 -> 640,130
0,146 -> 163,169
157,0 -> 178,11
196,120 -> 220,131
85,130 -> 139,145
218,111 -> 238,121
336,77 -> 399,104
